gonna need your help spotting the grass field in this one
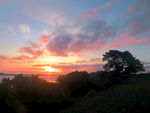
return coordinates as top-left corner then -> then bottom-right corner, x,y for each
61,75 -> 150,113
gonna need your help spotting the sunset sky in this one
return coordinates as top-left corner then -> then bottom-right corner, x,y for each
0,0 -> 150,75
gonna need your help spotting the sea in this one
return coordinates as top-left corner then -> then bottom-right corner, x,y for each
0,74 -> 59,83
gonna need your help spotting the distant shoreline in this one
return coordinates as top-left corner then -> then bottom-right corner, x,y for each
0,73 -> 63,76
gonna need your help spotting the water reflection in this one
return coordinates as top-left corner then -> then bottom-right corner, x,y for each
0,75 -> 58,82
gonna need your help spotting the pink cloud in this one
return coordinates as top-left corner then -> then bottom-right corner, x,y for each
85,39 -> 106,52
0,39 -> 44,62
125,20 -> 150,36
19,47 -> 34,55
82,0 -> 121,19
46,35 -> 72,57
69,38 -> 106,54
121,34 -> 137,46
18,36 -> 51,58
108,34 -> 150,49
123,0 -> 150,17
0,55 -> 8,60
39,35 -> 50,44
19,47 -> 43,58
11,55 -> 32,61
10,14 -> 16,18
10,14 -> 17,23
106,0 -> 120,8
125,6 -> 137,15
45,34 -> 106,57
82,8 -> 102,18
141,38 -> 150,46
0,55 -> 32,62
108,35 -> 136,49
106,2 -> 111,8
26,41 -> 39,49
60,12 -> 65,16
124,3 -> 140,16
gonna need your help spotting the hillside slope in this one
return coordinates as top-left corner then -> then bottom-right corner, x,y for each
61,75 -> 150,113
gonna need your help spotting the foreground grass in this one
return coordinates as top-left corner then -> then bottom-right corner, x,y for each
61,75 -> 150,113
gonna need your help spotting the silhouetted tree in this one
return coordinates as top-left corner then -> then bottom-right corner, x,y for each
102,50 -> 145,75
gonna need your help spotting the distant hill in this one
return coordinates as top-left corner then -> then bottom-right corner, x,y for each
0,73 -> 5,75
0,73 -> 16,76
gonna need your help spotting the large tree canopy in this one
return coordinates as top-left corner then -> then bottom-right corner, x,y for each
102,50 -> 145,74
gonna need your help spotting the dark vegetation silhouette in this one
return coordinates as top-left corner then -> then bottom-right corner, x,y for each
103,50 -> 145,75
0,50 -> 149,113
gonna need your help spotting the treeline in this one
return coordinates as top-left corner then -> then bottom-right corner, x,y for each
0,71 -> 118,113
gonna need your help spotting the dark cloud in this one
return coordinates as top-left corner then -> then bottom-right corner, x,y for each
44,19 -> 115,57
78,19 -> 116,41
46,35 -> 72,57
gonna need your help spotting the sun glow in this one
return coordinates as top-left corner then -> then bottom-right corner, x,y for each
44,66 -> 60,72
40,58 -> 60,62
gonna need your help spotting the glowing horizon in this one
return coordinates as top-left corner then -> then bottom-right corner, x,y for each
0,0 -> 150,75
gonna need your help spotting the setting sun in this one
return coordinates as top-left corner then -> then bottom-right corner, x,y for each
44,66 -> 60,72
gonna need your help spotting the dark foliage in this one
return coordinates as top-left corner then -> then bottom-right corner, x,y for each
0,71 -> 150,113
57,71 -> 114,97
57,71 -> 91,97
103,50 -> 145,75
0,71 -> 115,113
0,75 -> 74,113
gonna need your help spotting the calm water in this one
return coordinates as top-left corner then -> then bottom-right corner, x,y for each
0,75 -> 58,83
39,75 -> 58,82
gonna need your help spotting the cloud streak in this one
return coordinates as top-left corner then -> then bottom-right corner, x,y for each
82,0 -> 121,18
82,8 -> 102,18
